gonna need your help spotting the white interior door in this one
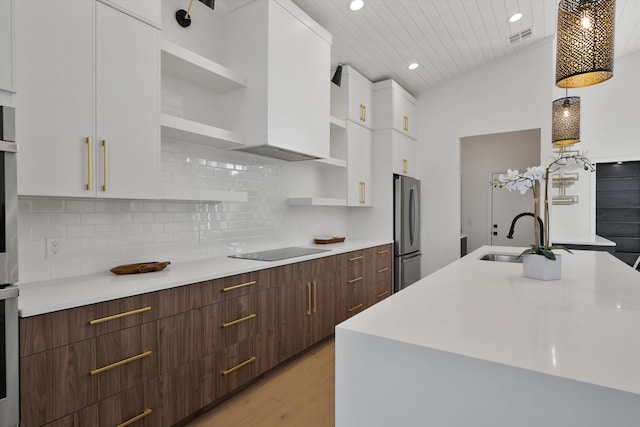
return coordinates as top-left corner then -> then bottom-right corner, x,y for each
490,172 -> 539,247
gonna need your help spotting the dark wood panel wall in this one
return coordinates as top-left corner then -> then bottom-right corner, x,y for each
596,161 -> 640,267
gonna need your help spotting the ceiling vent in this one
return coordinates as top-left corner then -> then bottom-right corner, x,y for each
508,27 -> 533,46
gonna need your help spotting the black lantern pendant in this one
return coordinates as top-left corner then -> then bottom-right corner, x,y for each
556,0 -> 616,88
552,95 -> 581,146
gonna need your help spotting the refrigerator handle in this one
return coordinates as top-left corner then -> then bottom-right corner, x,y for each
409,186 -> 416,245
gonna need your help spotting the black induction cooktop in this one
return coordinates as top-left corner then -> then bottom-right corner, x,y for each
228,247 -> 330,262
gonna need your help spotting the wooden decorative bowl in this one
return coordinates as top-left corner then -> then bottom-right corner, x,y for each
110,261 -> 171,275
314,237 -> 346,244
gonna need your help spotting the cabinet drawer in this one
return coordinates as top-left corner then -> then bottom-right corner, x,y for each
195,271 -> 262,307
202,293 -> 259,356
216,338 -> 259,397
342,249 -> 367,266
367,279 -> 392,307
94,323 -> 157,400
42,405 -> 99,427
20,293 -> 158,356
98,381 -> 159,427
373,245 -> 392,270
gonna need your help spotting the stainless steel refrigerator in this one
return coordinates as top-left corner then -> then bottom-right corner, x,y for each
394,174 -> 422,293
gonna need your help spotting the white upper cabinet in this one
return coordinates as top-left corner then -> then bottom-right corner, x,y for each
225,0 -> 332,160
0,0 -> 14,95
98,0 -> 160,26
16,1 -> 160,199
375,128 -> 417,177
331,65 -> 374,130
373,80 -> 417,140
346,121 -> 373,207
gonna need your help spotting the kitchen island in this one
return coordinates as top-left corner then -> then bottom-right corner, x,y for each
335,246 -> 640,427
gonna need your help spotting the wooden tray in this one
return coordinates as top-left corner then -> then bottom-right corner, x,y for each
314,237 -> 346,244
110,261 -> 171,275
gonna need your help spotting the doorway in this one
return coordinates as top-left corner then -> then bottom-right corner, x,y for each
460,129 -> 540,253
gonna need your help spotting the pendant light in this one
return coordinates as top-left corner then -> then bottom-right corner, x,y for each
555,0 -> 616,88
552,91 -> 581,146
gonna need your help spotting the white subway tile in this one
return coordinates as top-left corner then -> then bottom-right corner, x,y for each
30,198 -> 66,212
66,200 -> 95,212
81,213 -> 108,225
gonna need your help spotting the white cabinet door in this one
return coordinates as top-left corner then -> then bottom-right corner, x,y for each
331,66 -> 374,130
391,130 -> 417,177
16,0 -> 94,197
100,0 -> 160,26
346,121 -> 373,206
267,0 -> 330,159
17,1 -> 159,199
391,89 -> 417,139
373,80 -> 417,139
95,3 -> 159,199
0,0 -> 14,94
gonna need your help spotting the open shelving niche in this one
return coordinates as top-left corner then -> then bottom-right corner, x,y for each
287,116 -> 349,206
160,38 -> 248,202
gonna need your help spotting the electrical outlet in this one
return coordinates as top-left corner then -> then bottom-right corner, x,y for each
46,238 -> 63,259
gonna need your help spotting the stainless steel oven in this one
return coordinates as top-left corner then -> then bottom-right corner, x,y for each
0,285 -> 19,427
0,105 -> 18,427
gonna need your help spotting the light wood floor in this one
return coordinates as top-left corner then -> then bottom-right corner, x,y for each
187,338 -> 335,427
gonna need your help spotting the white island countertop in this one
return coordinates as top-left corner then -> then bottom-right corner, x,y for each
336,246 -> 640,427
18,239 -> 390,317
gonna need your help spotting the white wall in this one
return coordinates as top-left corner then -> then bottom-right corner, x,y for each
417,39 -> 555,275
551,50 -> 640,237
461,129 -> 541,252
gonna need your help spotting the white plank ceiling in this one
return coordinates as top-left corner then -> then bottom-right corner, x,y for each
290,0 -> 640,96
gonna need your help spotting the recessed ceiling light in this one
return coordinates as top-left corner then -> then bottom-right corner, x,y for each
408,63 -> 419,70
509,12 -> 523,23
349,0 -> 364,11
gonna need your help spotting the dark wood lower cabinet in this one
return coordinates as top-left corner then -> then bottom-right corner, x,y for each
20,244 -> 392,426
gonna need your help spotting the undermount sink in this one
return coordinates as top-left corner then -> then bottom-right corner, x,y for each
479,253 -> 522,263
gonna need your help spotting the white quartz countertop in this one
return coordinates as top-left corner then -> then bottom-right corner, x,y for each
18,239 -> 391,317
338,245 -> 640,396
551,233 -> 615,246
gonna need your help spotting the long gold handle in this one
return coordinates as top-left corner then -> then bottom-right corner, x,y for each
362,182 -> 366,204
377,290 -> 390,298
360,104 -> 364,121
102,139 -> 108,192
377,267 -> 389,273
348,255 -> 363,262
348,303 -> 363,313
377,250 -> 389,255
312,281 -> 317,313
117,409 -> 153,427
86,137 -> 92,190
89,307 -> 152,325
222,313 -> 257,328
223,280 -> 256,292
222,356 -> 256,376
306,282 -> 312,315
404,115 -> 409,132
348,276 -> 363,284
403,159 -> 408,174
362,104 -> 367,122
90,350 -> 152,376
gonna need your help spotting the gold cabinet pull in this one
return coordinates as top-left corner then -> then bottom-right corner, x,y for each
377,267 -> 389,273
222,356 -> 256,376
222,313 -> 256,328
89,307 -> 152,325
117,409 -> 153,427
359,104 -> 364,121
101,139 -> 108,191
377,249 -> 389,255
86,137 -> 92,190
377,290 -> 390,298
306,282 -> 312,315
404,115 -> 409,132
312,281 -> 317,313
348,255 -> 363,262
223,280 -> 256,292
90,350 -> 152,376
361,182 -> 366,204
362,104 -> 367,122
348,276 -> 363,284
403,159 -> 408,174
348,303 -> 363,313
